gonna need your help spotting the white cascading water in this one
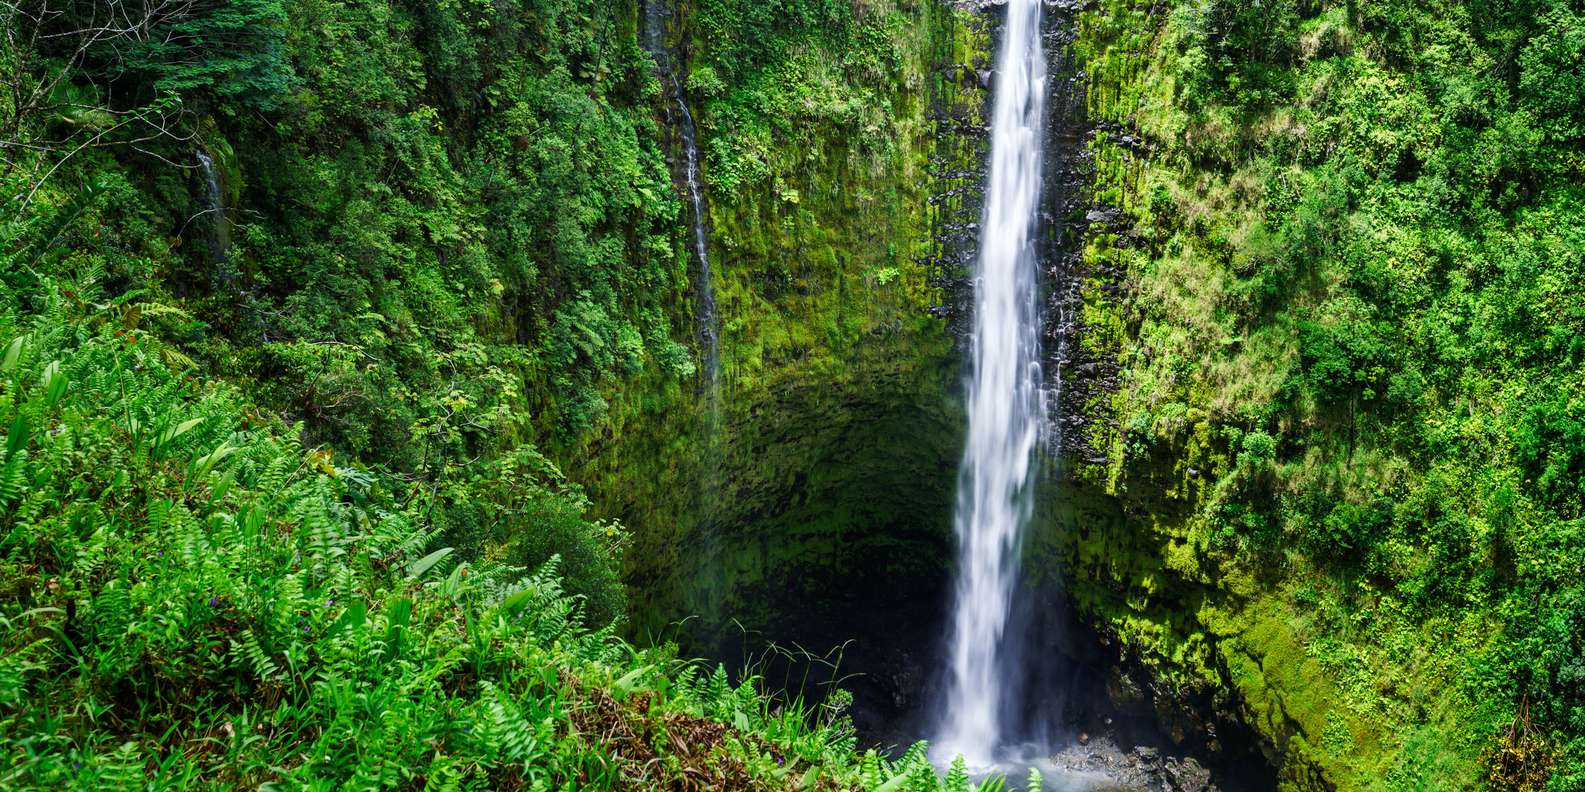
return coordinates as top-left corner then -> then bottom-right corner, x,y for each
642,2 -> 720,388
674,94 -> 720,387
935,0 -> 1048,767
195,149 -> 234,283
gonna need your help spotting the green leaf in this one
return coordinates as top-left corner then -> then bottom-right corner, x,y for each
383,597 -> 412,660
6,414 -> 29,457
327,601 -> 368,639
39,360 -> 67,407
499,586 -> 537,616
874,772 -> 909,792
406,547 -> 454,580
171,417 -> 204,440
799,765 -> 819,789
613,665 -> 652,698
1,335 -> 25,375
154,417 -> 204,455
976,775 -> 1007,792
194,439 -> 239,480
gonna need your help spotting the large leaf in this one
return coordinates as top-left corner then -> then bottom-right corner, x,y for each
406,547 -> 454,581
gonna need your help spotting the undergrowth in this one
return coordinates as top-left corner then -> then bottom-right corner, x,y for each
0,273 -> 1021,790
1066,0 -> 1585,787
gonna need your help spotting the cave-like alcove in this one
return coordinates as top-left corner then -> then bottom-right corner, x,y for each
622,388 -> 1278,790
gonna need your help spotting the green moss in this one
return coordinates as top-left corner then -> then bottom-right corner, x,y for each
1042,0 -> 1585,787
563,3 -> 992,651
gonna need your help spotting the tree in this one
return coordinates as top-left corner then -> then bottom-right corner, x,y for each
1520,6 -> 1585,144
0,0 -> 289,212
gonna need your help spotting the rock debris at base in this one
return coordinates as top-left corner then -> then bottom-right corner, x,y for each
1049,738 -> 1218,792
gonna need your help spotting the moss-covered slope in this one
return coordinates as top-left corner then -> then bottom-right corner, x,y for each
1043,1 -> 1585,789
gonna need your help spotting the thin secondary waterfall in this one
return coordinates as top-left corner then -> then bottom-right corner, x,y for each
642,3 -> 720,387
935,0 -> 1049,767
674,96 -> 720,387
195,149 -> 234,283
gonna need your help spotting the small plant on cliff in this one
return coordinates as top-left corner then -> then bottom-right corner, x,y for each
1485,701 -> 1557,792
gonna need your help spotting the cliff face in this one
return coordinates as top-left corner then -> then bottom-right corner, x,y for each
579,1 -> 1581,788
1039,0 -> 1585,789
29,0 -> 1566,786
1036,1 -> 1441,784
575,2 -> 993,652
589,0 -> 1390,783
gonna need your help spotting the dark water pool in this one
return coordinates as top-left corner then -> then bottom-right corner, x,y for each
686,577 -> 1278,792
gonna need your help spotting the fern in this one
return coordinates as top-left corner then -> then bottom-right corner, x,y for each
421,754 -> 467,792
482,683 -> 544,766
907,758 -> 940,792
945,757 -> 971,792
256,449 -> 296,502
0,448 -> 26,507
706,664 -> 732,706
90,581 -> 132,643
232,629 -> 282,680
860,750 -> 885,789
348,730 -> 398,791
0,300 -> 959,791
897,741 -> 930,769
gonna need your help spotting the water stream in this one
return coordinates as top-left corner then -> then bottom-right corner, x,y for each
934,0 -> 1050,769
642,2 -> 720,389
195,149 -> 233,283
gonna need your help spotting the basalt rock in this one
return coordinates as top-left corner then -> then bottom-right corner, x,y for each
1051,738 -> 1221,792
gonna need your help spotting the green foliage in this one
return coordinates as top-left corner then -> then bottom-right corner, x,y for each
0,279 -> 982,790
690,0 -> 915,195
1175,0 -> 1303,111
113,0 -> 293,105
944,757 -> 971,792
1519,7 -> 1585,144
1296,307 -> 1393,406
1513,390 -> 1585,511
4,0 -> 700,462
0,0 -> 993,781
447,446 -> 630,624
1075,0 -> 1585,785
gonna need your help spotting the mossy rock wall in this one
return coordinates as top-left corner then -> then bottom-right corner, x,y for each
1027,0 -> 1389,782
1028,0 -> 1537,789
568,2 -> 994,651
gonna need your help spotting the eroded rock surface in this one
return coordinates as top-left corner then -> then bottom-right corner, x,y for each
1050,738 -> 1219,792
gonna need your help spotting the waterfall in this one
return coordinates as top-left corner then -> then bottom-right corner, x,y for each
642,2 -> 720,388
674,95 -> 720,387
935,0 -> 1049,767
195,149 -> 232,274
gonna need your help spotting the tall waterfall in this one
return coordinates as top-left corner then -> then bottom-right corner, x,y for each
642,2 -> 720,388
935,0 -> 1049,766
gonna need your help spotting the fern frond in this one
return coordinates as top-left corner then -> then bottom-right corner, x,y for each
0,449 -> 26,507
232,630 -> 282,680
945,757 -> 970,792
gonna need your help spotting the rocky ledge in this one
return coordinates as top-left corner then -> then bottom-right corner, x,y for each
1050,737 -> 1217,792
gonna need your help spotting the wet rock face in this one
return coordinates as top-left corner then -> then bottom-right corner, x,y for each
953,0 -> 1095,10
1022,6 -> 1281,791
1034,0 -> 1103,466
620,0 -> 995,734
